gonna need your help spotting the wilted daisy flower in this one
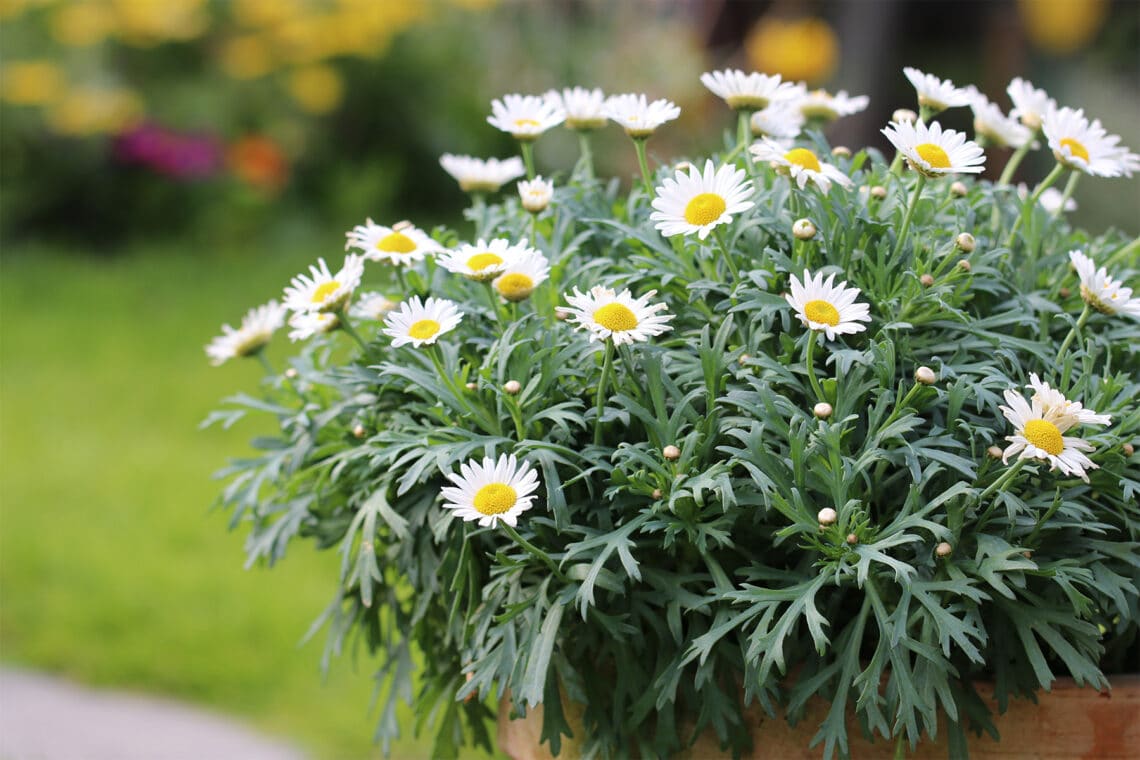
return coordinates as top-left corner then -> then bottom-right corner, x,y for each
750,101 -> 804,139
440,453 -> 541,528
1025,373 -> 1112,428
439,154 -> 526,193
750,139 -> 853,194
563,285 -> 675,346
493,250 -> 550,303
382,296 -> 463,348
603,93 -> 681,138
794,89 -> 869,122
1007,77 -> 1056,130
1069,250 -> 1140,318
205,301 -> 286,365
970,97 -> 1033,149
785,269 -> 872,340
345,219 -> 442,265
351,292 -> 397,321
517,176 -> 554,213
903,67 -> 973,112
1043,107 -> 1139,178
650,160 -> 754,239
1000,376 -> 1110,481
287,311 -> 339,342
487,94 -> 565,141
882,120 -> 986,177
1017,184 -> 1077,214
699,69 -> 800,111
439,238 -> 530,282
545,87 -> 607,131
283,255 -> 364,314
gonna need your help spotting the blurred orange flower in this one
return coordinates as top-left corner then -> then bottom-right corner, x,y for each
1017,0 -> 1108,54
228,135 -> 289,194
745,16 -> 838,86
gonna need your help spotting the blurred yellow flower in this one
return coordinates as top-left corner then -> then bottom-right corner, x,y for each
745,16 -> 838,86
1,61 -> 66,106
47,86 -> 144,136
50,2 -> 112,47
287,65 -> 344,115
234,0 -> 300,28
111,0 -> 208,46
1017,0 -> 1108,54
221,35 -> 275,80
0,0 -> 49,21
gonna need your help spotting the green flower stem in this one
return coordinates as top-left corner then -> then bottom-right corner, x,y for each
803,330 -> 827,404
974,459 -> 1028,527
713,225 -> 742,287
593,340 -> 615,446
1054,304 -> 1092,369
498,522 -> 566,581
891,173 -> 927,262
1051,171 -> 1080,219
426,345 -> 499,435
997,139 -> 1034,187
737,110 -> 755,173
888,151 -> 905,177
1104,236 -> 1140,269
336,310 -> 370,352
878,380 -> 925,432
504,394 -> 527,441
254,351 -> 276,376
519,141 -> 536,180
918,105 -> 935,123
632,138 -> 654,197
1006,162 -> 1066,248
470,192 -> 487,239
576,132 -> 595,180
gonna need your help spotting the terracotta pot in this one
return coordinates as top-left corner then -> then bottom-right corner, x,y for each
498,675 -> 1140,759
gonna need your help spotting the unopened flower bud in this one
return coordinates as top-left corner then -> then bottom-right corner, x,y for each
831,146 -> 851,158
870,185 -> 887,200
554,308 -> 570,321
392,220 -> 414,232
957,259 -> 972,272
920,273 -> 935,287
846,533 -> 859,545
652,488 -> 663,500
956,233 -> 976,253
950,181 -> 968,198
503,380 -> 522,395
914,366 -> 937,385
1124,443 -> 1135,457
674,161 -> 695,173
352,423 -> 366,438
517,176 -> 553,214
1059,287 -> 1071,299
793,218 -> 816,240
663,445 -> 681,461
987,445 -> 1004,459
739,353 -> 750,364
813,402 -> 833,420
1022,550 -> 1033,559
817,507 -> 838,526
935,541 -> 953,558
465,382 -> 477,391
892,108 -> 918,124
284,368 -> 299,379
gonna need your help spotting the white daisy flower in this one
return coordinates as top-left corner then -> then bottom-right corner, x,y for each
970,97 -> 1033,149
493,250 -> 550,303
699,68 -> 800,111
205,301 -> 286,365
282,255 -> 364,315
881,119 -> 986,177
750,139 -> 853,194
649,160 -> 755,240
351,292 -> 397,321
794,89 -> 869,122
382,296 -> 463,348
1007,77 -> 1056,130
440,153 -> 526,193
750,102 -> 804,139
344,219 -> 442,265
563,285 -> 675,346
603,93 -> 681,138
544,87 -> 607,131
438,238 -> 530,282
785,269 -> 872,340
440,453 -> 541,528
903,67 -> 973,112
1043,107 -> 1139,178
1016,184 -> 1077,214
517,176 -> 554,214
287,311 -> 339,342
487,93 -> 565,141
1000,379 -> 1110,482
1069,250 -> 1140,318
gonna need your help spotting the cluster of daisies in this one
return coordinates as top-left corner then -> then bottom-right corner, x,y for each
208,65 -> 1139,527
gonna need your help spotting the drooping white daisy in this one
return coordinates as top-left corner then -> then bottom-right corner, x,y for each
1007,77 -> 1056,130
440,453 -> 541,528
282,255 -> 364,315
603,93 -> 681,138
650,160 -> 755,240
785,269 -> 872,340
351,292 -> 397,321
381,296 -> 463,348
699,69 -> 800,111
544,87 -> 607,131
440,154 -> 526,193
970,97 -> 1033,149
487,93 -> 565,141
493,250 -> 550,303
750,139 -> 853,194
344,219 -> 442,265
881,119 -> 986,177
750,101 -> 804,139
563,285 -> 675,346
1000,378 -> 1110,482
903,67 -> 973,113
1043,107 -> 1139,178
1069,250 -> 1140,318
205,301 -> 287,365
287,311 -> 339,342
517,176 -> 554,213
1017,184 -> 1077,214
438,238 -> 530,282
794,89 -> 869,122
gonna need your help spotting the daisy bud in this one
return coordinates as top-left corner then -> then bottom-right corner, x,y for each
1124,443 -> 1135,457
663,445 -> 681,461
285,368 -> 299,379
987,445 -> 1004,459
793,218 -> 816,240
950,181 -> 968,197
813,402 -> 833,420
817,507 -> 838,526
1059,287 -> 1071,299
870,185 -> 887,200
914,366 -> 937,385
503,380 -> 522,395
554,308 -> 570,321
957,259 -> 972,272
674,161 -> 694,173
518,176 -> 553,214
465,382 -> 477,391
352,424 -> 366,438
956,233 -> 976,253
892,108 -> 918,124
935,541 -> 953,558
739,353 -> 750,364
652,488 -> 663,500
392,220 -> 414,232
846,533 -> 859,545
831,146 -> 851,158
1022,550 -> 1033,559
920,273 -> 935,287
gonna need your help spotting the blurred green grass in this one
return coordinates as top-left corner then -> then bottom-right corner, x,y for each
0,242 -> 479,758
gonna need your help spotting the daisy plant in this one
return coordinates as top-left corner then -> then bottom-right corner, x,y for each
208,66 -> 1140,760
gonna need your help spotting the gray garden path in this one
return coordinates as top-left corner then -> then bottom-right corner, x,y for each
0,668 -> 307,760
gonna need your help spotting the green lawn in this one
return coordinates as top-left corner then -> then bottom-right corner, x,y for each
0,241 -> 484,758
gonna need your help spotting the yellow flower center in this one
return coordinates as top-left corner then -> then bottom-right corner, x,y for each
311,281 -> 340,304
514,118 -> 540,129
467,253 -> 504,272
593,303 -> 639,332
784,148 -> 822,172
495,273 -> 535,302
1060,137 -> 1089,162
1023,419 -> 1064,456
376,232 -> 416,253
473,483 -> 517,515
408,319 -> 441,340
803,299 -> 840,326
915,143 -> 951,169
683,192 -> 727,226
